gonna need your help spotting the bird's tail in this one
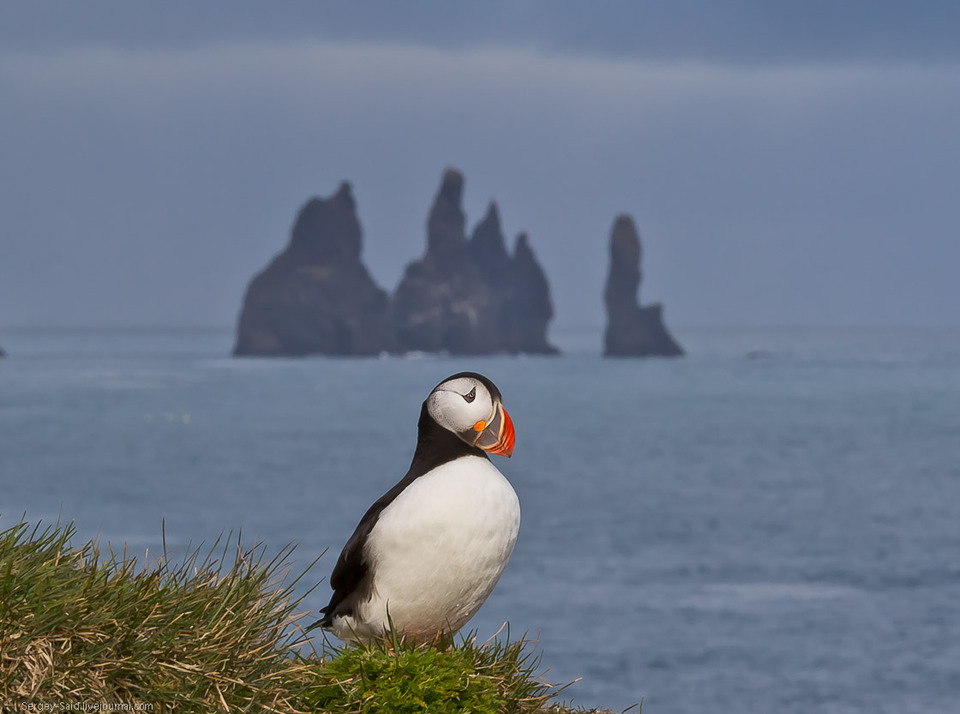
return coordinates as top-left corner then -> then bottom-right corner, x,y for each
303,611 -> 331,633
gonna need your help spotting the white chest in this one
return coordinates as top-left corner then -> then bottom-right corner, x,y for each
359,455 -> 521,640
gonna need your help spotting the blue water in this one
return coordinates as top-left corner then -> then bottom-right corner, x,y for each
2,327 -> 959,713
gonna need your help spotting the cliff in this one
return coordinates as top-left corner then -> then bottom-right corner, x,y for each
603,215 -> 684,357
391,169 -> 558,355
233,183 -> 392,356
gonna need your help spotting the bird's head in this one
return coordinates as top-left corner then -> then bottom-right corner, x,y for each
426,372 -> 515,457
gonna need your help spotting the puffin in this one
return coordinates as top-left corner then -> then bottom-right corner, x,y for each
308,371 -> 520,645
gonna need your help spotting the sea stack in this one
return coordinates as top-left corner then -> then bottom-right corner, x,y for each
603,215 -> 683,357
391,169 -> 558,355
233,182 -> 391,356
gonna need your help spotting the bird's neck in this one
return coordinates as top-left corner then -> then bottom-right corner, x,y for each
408,403 -> 487,479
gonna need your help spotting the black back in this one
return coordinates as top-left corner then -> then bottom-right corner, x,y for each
316,373 -> 499,628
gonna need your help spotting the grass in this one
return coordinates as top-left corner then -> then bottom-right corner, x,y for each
0,518 -> 624,713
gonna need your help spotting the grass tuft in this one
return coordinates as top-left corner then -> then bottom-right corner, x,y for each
0,517 -> 621,713
0,517 -> 319,710
301,628 -> 563,714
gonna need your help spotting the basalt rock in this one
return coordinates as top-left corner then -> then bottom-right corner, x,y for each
391,169 -> 558,355
603,215 -> 683,358
233,170 -> 559,357
233,182 -> 391,356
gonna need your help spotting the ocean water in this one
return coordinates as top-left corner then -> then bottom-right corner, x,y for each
1,327 -> 959,713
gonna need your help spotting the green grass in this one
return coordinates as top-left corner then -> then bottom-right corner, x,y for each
0,518 -> 623,713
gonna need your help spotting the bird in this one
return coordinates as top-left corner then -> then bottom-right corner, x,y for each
308,371 -> 520,646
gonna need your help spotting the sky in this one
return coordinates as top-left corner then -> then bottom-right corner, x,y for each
1,2 -> 958,331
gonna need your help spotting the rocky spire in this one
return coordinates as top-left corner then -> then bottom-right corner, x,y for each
287,181 -> 361,265
603,215 -> 683,357
234,168 -> 561,357
426,168 -> 467,266
233,182 -> 391,356
392,168 -> 558,355
469,201 -> 511,283
605,215 -> 643,322
501,233 -> 558,354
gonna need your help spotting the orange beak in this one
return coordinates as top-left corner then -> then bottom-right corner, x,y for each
473,403 -> 515,457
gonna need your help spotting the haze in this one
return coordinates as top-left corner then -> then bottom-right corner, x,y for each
2,2 -> 958,331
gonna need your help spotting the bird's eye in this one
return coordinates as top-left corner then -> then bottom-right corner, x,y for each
463,387 -> 476,403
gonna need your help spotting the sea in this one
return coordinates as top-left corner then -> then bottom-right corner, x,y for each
1,326 -> 959,714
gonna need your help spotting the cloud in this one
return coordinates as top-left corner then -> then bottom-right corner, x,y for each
2,40 -> 959,328
7,41 -> 958,148
3,2 -> 960,65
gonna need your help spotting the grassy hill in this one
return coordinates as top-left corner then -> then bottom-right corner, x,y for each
0,518 -> 623,713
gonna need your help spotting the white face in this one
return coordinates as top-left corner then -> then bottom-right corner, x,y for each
427,376 -> 497,436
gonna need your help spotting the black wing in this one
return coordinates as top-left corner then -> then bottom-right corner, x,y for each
317,478 -> 412,626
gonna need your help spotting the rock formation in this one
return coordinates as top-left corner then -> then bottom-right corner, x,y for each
233,170 -> 559,357
233,182 -> 391,356
391,169 -> 558,355
603,215 -> 683,357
